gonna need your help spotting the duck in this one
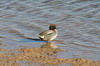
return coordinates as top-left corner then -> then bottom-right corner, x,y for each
39,24 -> 58,42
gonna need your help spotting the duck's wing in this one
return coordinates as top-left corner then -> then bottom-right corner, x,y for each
39,30 -> 53,36
39,30 -> 53,40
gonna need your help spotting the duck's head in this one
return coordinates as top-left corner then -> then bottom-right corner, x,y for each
49,24 -> 56,30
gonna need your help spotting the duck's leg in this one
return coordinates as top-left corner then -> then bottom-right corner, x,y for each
47,40 -> 51,43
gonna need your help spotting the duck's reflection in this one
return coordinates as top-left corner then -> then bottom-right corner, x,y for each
39,42 -> 64,66
40,42 -> 58,56
41,42 -> 58,49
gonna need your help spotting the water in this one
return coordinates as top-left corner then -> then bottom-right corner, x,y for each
0,0 -> 100,61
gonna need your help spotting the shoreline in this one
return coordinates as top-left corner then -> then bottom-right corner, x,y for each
0,46 -> 100,66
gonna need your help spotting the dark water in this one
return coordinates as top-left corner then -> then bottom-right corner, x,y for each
0,0 -> 100,61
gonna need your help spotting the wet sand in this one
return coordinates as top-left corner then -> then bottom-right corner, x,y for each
0,43 -> 100,66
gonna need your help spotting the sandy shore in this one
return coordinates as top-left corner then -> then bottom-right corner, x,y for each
0,43 -> 100,66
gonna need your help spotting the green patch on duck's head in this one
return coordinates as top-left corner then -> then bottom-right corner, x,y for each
49,24 -> 56,30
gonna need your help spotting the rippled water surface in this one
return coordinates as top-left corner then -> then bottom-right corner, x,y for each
0,0 -> 100,61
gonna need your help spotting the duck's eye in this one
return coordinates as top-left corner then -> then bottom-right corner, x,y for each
51,26 -> 54,28
50,26 -> 54,29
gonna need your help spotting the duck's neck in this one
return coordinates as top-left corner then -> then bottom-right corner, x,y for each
50,29 -> 56,31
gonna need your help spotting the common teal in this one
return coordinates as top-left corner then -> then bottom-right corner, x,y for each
39,24 -> 58,42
